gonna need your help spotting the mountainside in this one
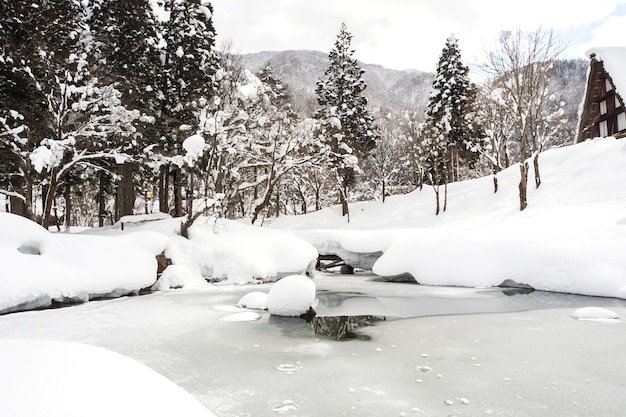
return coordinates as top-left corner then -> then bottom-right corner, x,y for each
242,50 -> 588,124
241,50 -> 434,116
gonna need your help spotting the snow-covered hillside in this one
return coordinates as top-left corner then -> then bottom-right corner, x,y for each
268,137 -> 626,298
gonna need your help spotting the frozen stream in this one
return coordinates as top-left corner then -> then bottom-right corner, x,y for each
1,273 -> 626,417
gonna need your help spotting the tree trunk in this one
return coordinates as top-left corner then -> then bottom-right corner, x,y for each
172,166 -> 183,217
158,165 -> 169,214
339,186 -> 350,222
42,170 -> 58,230
533,152 -> 541,188
98,172 -> 106,227
434,185 -> 440,215
64,182 -> 71,231
115,162 -> 135,221
492,164 -> 498,193
519,162 -> 529,211
443,179 -> 448,212
9,195 -> 27,218
382,178 -> 386,203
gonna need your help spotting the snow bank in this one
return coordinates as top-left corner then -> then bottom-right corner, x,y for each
0,338 -> 217,417
269,138 -> 626,299
185,220 -> 318,284
0,213 -> 166,314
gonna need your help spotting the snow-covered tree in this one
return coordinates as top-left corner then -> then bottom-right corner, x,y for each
421,35 -> 482,214
315,23 -> 379,220
481,28 -> 564,210
156,0 -> 219,217
88,0 -> 162,220
474,86 -> 515,193
0,0 -> 83,220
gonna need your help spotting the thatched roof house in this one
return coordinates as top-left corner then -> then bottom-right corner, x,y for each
577,47 -> 626,142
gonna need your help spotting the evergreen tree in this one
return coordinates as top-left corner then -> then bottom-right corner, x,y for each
88,0 -> 163,220
315,23 -> 378,220
422,35 -> 482,213
0,0 -> 88,223
157,0 -> 219,217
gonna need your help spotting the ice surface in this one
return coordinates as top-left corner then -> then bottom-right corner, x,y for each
1,274 -> 626,417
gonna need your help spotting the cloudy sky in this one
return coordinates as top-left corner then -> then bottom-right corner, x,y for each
209,0 -> 626,73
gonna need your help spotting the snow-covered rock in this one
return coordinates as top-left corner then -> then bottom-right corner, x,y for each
267,275 -> 316,317
237,291 -> 268,309
0,338 -> 217,417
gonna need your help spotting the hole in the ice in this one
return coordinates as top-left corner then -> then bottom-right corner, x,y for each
17,243 -> 42,255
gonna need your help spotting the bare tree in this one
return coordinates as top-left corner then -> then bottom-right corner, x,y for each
481,28 -> 564,210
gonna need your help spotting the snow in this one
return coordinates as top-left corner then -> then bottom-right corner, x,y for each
0,338 -> 216,417
269,137 -> 626,299
571,306 -> 619,320
183,134 -> 206,164
266,274 -> 316,316
0,212 -> 167,314
237,291 -> 268,309
3,136 -> 626,315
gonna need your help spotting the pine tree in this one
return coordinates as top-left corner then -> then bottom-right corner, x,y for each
157,0 -> 219,217
88,0 -> 163,221
422,35 -> 482,214
0,0 -> 85,222
315,23 -> 378,220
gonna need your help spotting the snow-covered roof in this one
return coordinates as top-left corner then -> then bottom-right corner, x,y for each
586,46 -> 626,101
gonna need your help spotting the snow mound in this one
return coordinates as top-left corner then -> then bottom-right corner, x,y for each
571,307 -> 620,320
0,338 -> 217,417
267,275 -> 316,317
0,213 -> 167,314
237,291 -> 268,309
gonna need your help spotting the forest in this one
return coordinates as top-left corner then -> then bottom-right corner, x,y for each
1,0 -> 579,231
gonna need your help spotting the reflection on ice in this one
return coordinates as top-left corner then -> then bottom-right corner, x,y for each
312,315 -> 383,340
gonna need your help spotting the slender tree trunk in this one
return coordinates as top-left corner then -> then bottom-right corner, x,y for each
443,178 -> 448,212
339,185 -> 350,222
315,186 -> 321,211
533,152 -> 541,188
42,170 -> 58,230
98,172 -> 106,227
64,182 -> 71,231
433,185 -> 440,215
159,165 -> 169,214
172,166 -> 182,217
492,164 -> 499,194
382,178 -> 386,203
519,162 -> 529,211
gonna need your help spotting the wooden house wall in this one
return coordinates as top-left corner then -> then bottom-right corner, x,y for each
577,54 -> 626,142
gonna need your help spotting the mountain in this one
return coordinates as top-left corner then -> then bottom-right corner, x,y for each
241,50 -> 435,116
241,50 -> 588,127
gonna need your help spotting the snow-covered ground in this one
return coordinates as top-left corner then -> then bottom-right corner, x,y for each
2,137 -> 626,313
1,274 -> 625,417
2,137 -> 626,415
268,137 -> 626,299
